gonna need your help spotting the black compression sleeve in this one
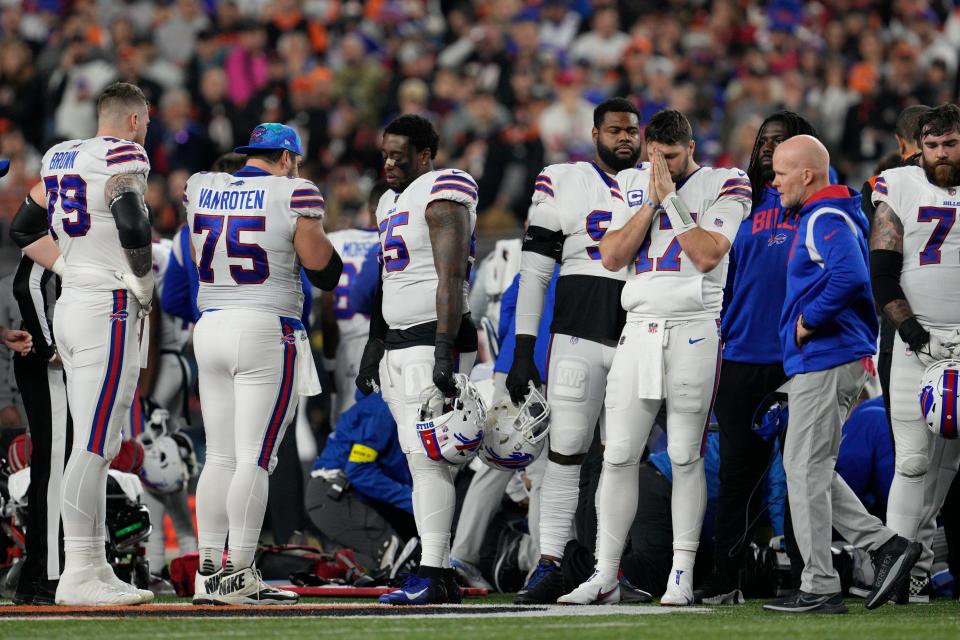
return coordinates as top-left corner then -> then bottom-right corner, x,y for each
9,195 -> 49,248
368,278 -> 387,341
110,191 -> 152,249
870,249 -> 906,311
522,225 -> 564,261
305,252 -> 343,291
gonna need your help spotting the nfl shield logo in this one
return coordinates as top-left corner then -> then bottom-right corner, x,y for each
714,218 -> 724,227
648,322 -> 658,334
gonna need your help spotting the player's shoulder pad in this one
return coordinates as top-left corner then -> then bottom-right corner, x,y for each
427,168 -> 479,207
288,178 -> 326,218
875,164 -> 924,197
616,165 -> 650,207
93,137 -> 150,173
713,166 -> 752,202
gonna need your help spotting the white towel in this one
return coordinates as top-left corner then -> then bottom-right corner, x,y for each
294,327 -> 323,396
635,319 -> 666,400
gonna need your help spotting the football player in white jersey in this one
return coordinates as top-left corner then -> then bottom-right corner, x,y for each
354,115 -> 478,605
506,97 -> 642,604
186,123 -> 341,605
871,103 -> 960,597
321,182 -> 385,424
9,82 -> 156,606
560,110 -> 751,605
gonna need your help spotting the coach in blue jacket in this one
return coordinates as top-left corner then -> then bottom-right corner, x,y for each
764,135 -> 919,614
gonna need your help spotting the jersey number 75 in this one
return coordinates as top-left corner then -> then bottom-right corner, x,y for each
193,214 -> 270,284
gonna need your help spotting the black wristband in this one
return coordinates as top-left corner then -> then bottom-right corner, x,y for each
515,334 -> 537,359
435,333 -> 455,359
898,316 -> 929,352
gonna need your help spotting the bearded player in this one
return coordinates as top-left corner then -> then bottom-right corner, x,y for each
506,97 -> 643,604
355,115 -> 479,605
561,109 -> 750,605
871,103 -> 960,600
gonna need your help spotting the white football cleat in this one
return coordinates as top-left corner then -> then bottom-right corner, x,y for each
55,567 -> 143,606
557,571 -> 620,605
660,567 -> 694,606
96,563 -> 154,603
215,566 -> 299,605
192,569 -> 224,605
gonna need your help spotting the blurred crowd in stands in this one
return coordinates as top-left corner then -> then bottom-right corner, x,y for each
0,0 -> 958,238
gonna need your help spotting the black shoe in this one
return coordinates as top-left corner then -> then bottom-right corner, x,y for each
618,574 -> 654,603
865,536 -> 922,610
763,590 -> 848,613
13,578 -> 58,606
893,573 -> 931,605
693,571 -> 744,605
443,568 -> 462,604
514,560 -> 566,605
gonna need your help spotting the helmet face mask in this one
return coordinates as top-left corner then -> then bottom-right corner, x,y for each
481,383 -> 551,471
415,374 -> 486,464
919,360 -> 960,439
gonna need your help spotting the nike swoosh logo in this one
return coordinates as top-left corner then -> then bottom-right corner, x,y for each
406,587 -> 429,600
824,230 -> 838,241
688,338 -> 705,344
597,586 -> 617,600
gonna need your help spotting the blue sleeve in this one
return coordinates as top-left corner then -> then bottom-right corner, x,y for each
160,227 -> 200,323
801,214 -> 871,328
870,412 -> 895,508
349,245 -> 381,315
498,275 -> 520,341
765,441 -> 787,537
344,400 -> 413,513
299,269 -> 313,330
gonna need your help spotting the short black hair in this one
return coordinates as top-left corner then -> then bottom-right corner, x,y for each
644,109 -> 693,145
97,82 -> 148,116
383,114 -> 439,159
593,97 -> 640,128
896,105 -> 932,143
916,104 -> 960,141
746,110 -> 818,209
212,152 -> 247,173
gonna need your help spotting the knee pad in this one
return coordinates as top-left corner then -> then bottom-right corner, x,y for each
896,453 -> 929,478
667,441 -> 702,468
203,451 -> 237,471
603,443 -> 640,467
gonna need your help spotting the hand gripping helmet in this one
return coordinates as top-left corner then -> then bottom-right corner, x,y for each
480,383 -> 550,471
138,409 -> 190,493
415,374 -> 486,464
919,360 -> 960,439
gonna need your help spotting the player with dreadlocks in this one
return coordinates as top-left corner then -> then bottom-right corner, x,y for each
694,110 -> 818,605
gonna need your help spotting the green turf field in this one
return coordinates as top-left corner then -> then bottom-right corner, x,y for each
1,595 -> 957,639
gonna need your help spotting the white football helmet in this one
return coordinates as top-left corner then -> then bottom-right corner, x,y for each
919,360 -> 960,439
138,409 -> 190,493
480,383 -> 550,471
415,374 -> 486,464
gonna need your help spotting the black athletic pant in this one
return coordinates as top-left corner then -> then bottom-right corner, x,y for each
711,360 -> 787,584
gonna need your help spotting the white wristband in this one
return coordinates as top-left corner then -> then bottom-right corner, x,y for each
51,255 -> 66,277
663,193 -> 697,235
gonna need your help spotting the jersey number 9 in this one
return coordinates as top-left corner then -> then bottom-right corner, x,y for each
193,214 -> 270,284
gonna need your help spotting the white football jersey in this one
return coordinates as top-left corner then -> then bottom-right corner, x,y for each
184,169 -> 325,318
327,227 -> 380,340
613,166 -> 750,320
873,165 -> 960,328
528,161 -> 632,280
376,169 -> 478,329
41,136 -> 151,290
152,238 -> 191,353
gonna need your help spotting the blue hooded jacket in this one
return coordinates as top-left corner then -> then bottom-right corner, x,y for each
779,186 -> 878,375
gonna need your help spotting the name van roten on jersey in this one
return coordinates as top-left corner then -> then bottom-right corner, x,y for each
196,187 -> 266,210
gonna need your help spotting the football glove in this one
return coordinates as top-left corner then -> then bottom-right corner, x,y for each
506,334 -> 541,405
901,316 -> 960,366
433,333 -> 457,395
356,339 -> 385,396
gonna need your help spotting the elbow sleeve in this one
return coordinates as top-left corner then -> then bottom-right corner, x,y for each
110,191 -> 152,249
9,196 -> 49,248
869,249 -> 906,311
305,251 -> 343,291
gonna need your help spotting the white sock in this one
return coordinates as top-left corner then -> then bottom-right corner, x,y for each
225,462 -> 270,573
595,461 -> 639,579
195,453 -> 234,574
62,536 -> 99,573
407,453 -> 455,568
538,460 -> 581,559
887,471 -> 925,539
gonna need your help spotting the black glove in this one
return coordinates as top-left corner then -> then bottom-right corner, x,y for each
899,316 -> 930,354
506,334 -> 541,404
433,333 -> 457,395
355,339 -> 385,396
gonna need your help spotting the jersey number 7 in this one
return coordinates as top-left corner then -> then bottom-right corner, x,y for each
918,206 -> 956,266
193,214 -> 270,284
43,174 -> 89,237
